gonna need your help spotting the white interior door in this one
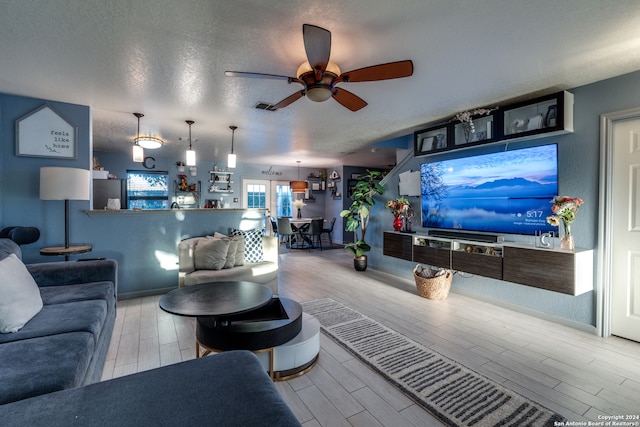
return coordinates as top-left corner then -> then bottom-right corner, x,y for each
241,179 -> 269,210
610,118 -> 640,342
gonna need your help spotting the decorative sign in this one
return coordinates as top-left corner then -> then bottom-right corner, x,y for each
261,166 -> 283,176
16,104 -> 77,159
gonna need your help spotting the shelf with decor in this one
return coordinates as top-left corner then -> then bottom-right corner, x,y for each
174,180 -> 201,209
208,170 -> 233,193
501,90 -> 573,141
413,90 -> 573,157
452,109 -> 500,149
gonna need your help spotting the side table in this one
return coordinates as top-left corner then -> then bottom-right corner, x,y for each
40,244 -> 92,261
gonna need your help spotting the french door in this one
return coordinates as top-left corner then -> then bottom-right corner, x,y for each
242,179 -> 293,235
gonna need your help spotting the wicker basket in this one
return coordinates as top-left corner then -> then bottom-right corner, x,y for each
413,265 -> 452,300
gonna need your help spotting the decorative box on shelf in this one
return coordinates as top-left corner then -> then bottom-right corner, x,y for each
501,90 -> 573,141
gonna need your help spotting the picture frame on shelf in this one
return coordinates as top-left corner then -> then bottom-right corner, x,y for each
414,124 -> 450,156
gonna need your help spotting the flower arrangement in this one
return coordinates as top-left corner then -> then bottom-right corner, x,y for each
292,198 -> 306,209
546,195 -> 584,250
386,197 -> 409,217
453,107 -> 498,133
546,196 -> 584,228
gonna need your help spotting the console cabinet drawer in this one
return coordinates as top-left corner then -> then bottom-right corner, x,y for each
383,232 -> 412,261
502,246 -> 593,295
452,251 -> 502,280
413,245 -> 450,268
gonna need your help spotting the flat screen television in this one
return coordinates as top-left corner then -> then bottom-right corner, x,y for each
420,144 -> 558,235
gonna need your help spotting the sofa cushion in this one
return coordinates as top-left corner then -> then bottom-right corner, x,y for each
213,232 -> 245,267
0,254 -> 43,333
0,299 -> 107,345
194,238 -> 230,270
231,228 -> 263,262
0,332 -> 95,404
39,281 -> 115,307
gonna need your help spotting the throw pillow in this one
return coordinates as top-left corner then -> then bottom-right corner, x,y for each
212,233 -> 245,266
0,254 -> 44,333
230,228 -> 263,263
194,238 -> 230,271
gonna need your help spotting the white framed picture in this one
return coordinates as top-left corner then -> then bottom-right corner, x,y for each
16,104 -> 78,159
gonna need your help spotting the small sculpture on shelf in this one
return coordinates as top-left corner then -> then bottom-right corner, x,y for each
178,174 -> 188,191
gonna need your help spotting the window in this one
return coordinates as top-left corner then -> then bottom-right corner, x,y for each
246,183 -> 267,209
126,170 -> 169,210
275,184 -> 293,217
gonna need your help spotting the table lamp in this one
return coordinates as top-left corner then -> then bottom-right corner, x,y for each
40,167 -> 90,249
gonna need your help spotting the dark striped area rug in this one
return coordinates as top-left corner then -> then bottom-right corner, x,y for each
301,298 -> 565,427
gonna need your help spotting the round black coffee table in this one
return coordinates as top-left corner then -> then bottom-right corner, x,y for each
159,281 -> 273,326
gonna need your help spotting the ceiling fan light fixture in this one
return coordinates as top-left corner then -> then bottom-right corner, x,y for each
306,86 -> 332,102
296,61 -> 340,79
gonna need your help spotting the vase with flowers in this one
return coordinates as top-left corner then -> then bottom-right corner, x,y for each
546,195 -> 584,250
292,198 -> 306,219
386,197 -> 409,231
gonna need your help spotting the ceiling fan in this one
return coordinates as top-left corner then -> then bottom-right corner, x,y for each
225,24 -> 413,112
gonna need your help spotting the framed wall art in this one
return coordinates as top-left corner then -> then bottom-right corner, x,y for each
16,104 -> 78,159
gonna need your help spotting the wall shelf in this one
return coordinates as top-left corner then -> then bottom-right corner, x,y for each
208,170 -> 233,193
414,90 -> 574,157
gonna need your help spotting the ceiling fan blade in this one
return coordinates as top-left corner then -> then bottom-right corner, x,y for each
303,24 -> 331,73
331,87 -> 368,112
224,71 -> 298,82
274,90 -> 305,109
336,60 -> 414,83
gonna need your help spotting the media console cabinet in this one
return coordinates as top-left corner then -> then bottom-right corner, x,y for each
383,231 -> 593,296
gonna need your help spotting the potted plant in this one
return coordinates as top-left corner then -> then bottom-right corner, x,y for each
340,170 -> 384,271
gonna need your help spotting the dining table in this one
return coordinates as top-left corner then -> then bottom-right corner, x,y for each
288,217 -> 322,248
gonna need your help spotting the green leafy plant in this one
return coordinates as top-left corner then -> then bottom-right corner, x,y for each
340,170 -> 385,258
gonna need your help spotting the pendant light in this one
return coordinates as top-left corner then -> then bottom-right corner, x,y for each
228,125 -> 237,169
185,120 -> 196,166
290,160 -> 307,194
132,113 -> 145,162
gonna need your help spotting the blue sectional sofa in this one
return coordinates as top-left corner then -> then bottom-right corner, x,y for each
0,239 -> 117,405
0,350 -> 301,426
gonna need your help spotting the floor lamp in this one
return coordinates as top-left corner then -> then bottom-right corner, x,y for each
40,167 -> 90,252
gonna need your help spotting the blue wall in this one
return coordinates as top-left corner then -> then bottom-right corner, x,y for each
368,69 -> 640,328
3,68 -> 640,316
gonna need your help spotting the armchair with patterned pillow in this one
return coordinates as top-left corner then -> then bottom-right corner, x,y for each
178,229 -> 279,294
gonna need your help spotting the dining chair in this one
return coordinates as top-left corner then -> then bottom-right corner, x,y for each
269,216 -> 279,238
321,217 -> 336,248
276,217 -> 297,248
304,218 -> 324,251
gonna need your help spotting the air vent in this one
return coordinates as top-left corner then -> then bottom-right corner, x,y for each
254,102 -> 277,111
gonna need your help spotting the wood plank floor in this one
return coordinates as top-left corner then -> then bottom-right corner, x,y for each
103,247 -> 640,426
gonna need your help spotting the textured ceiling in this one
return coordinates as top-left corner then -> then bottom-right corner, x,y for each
1,1 -> 640,168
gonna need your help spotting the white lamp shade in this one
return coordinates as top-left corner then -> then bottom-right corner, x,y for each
227,153 -> 237,169
186,149 -> 196,166
132,144 -> 144,162
40,167 -> 90,200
